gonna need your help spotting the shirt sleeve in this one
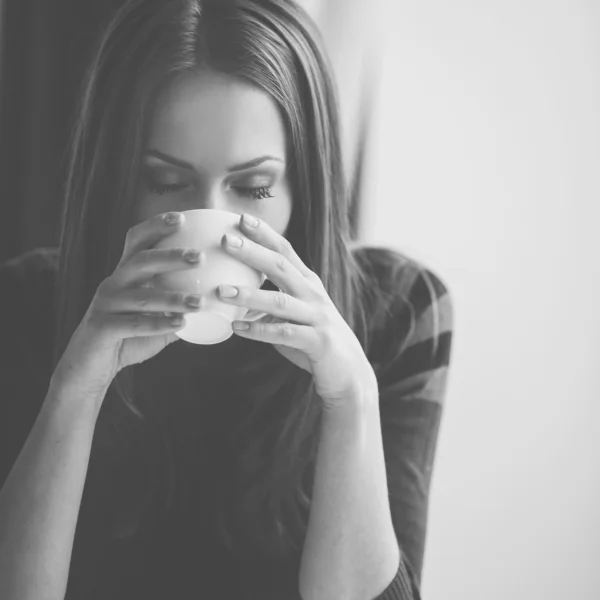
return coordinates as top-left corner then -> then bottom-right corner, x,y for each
0,249 -> 58,490
371,262 -> 454,600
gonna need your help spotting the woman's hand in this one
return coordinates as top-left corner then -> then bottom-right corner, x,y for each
52,212 -> 204,399
218,213 -> 378,411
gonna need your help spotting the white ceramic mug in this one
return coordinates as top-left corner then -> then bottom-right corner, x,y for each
148,209 -> 269,344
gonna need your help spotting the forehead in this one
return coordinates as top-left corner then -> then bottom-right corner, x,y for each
148,69 -> 287,170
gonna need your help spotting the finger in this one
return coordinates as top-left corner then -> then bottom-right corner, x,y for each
112,247 -> 205,287
217,285 -> 316,325
222,233 -> 309,300
90,311 -> 187,340
95,286 -> 204,315
231,319 -> 319,352
119,211 -> 186,265
239,213 -> 315,279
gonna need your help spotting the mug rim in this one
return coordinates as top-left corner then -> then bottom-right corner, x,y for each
179,208 -> 241,218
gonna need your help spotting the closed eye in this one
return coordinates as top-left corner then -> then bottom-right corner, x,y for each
234,185 -> 274,200
147,182 -> 189,195
145,182 -> 275,200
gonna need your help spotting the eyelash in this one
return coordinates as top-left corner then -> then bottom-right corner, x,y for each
148,183 -> 274,200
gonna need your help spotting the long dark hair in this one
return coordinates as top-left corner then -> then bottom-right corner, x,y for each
52,0 -> 387,562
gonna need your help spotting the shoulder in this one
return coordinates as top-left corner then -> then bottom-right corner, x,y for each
0,247 -> 59,307
0,246 -> 59,282
0,248 -> 60,488
352,243 -> 453,331
351,244 -> 454,393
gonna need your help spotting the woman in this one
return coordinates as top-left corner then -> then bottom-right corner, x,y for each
0,1 -> 453,599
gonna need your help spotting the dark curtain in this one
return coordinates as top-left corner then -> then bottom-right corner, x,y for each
0,0 -> 126,264
0,0 -> 369,264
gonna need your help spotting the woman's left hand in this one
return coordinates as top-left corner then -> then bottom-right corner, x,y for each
218,213 -> 378,411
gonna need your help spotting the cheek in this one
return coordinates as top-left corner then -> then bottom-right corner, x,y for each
267,178 -> 294,236
133,194 -> 177,225
260,193 -> 293,237
132,202 -> 153,227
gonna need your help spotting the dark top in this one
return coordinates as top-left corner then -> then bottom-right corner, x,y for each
0,245 -> 453,600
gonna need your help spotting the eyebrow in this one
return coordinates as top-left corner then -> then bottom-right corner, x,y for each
143,149 -> 284,173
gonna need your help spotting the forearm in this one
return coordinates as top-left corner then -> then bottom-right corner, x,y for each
299,384 -> 401,600
0,379 -> 105,600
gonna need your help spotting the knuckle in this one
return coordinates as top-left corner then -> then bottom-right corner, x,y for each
86,310 -> 103,331
275,291 -> 288,309
279,237 -> 293,256
122,226 -> 138,253
280,323 -> 294,338
310,278 -> 328,300
95,278 -> 110,299
253,321 -> 264,336
89,297 -> 103,315
312,307 -> 328,327
308,270 -> 323,286
326,328 -> 337,348
102,273 -> 117,290
275,252 -> 288,272
124,225 -> 135,244
93,282 -> 112,310
315,290 -> 330,307
319,331 -> 332,353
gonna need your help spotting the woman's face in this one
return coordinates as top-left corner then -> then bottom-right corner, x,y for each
134,68 -> 293,236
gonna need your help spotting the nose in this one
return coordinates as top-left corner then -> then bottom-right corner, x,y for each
192,185 -> 231,213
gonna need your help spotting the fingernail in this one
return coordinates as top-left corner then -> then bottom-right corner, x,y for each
164,212 -> 182,225
183,250 -> 200,262
232,321 -> 250,330
219,284 -> 238,297
226,234 -> 243,248
185,294 -> 202,307
243,214 -> 259,228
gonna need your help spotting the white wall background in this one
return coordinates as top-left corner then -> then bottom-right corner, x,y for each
358,1 -> 600,599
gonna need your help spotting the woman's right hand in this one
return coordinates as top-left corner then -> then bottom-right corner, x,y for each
51,211 -> 204,400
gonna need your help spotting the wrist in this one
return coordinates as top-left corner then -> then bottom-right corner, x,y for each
51,338 -> 116,407
321,373 -> 379,415
47,371 -> 108,422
